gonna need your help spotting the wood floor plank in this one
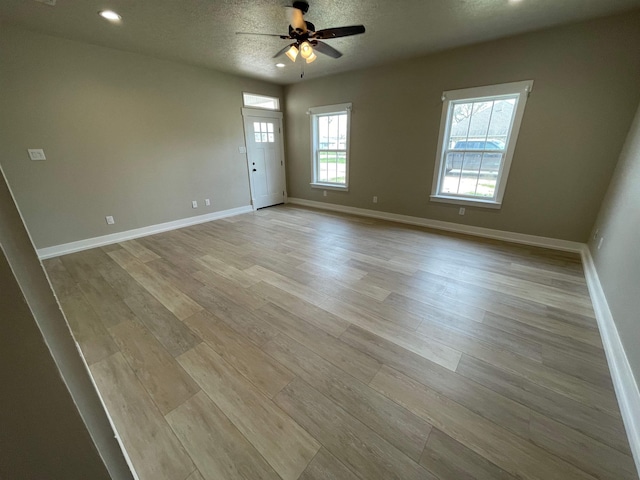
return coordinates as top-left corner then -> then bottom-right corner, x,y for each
528,412 -> 638,480
414,316 -> 620,416
109,320 -> 200,415
185,470 -> 204,480
78,275 -> 137,328
250,282 -> 349,337
245,264 -> 328,307
187,286 -> 280,347
90,353 -> 194,480
60,248 -> 112,283
369,366 -> 596,480
258,302 -> 382,383
177,343 -> 320,480
183,310 -> 294,398
320,296 -> 462,371
298,448 -> 360,480
456,354 -> 631,455
197,255 -> 259,288
124,290 -> 201,357
274,378 -> 437,480
43,257 -> 77,297
58,288 -> 119,365
420,429 -> 516,480
166,391 -> 281,480
192,269 -> 267,310
263,334 -> 429,461
119,239 -> 161,263
340,325 -> 532,438
109,249 -> 203,320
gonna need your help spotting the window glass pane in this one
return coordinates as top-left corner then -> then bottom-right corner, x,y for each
319,117 -> 329,149
243,93 -> 280,110
457,153 -> 482,196
338,114 -> 347,149
450,102 -> 474,148
337,151 -> 346,183
261,133 -> 268,142
261,123 -> 267,133
253,122 -> 260,132
467,101 -> 493,146
254,133 -> 261,143
328,115 -> 339,149
267,123 -> 274,133
442,152 -> 462,194
487,98 -> 515,147
268,133 -> 274,142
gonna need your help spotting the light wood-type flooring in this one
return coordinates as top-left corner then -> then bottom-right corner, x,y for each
44,205 -> 638,480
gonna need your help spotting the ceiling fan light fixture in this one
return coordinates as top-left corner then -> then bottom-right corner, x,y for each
285,45 -> 299,62
299,41 -> 313,59
305,51 -> 317,63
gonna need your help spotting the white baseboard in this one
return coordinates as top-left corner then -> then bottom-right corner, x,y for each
287,197 -> 584,253
581,246 -> 640,474
37,205 -> 253,259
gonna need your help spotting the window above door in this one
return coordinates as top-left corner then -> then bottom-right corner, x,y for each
242,93 -> 280,111
431,80 -> 533,208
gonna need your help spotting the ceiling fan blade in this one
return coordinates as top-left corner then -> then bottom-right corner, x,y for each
313,41 -> 342,59
273,44 -> 293,58
236,32 -> 290,39
312,25 -> 366,39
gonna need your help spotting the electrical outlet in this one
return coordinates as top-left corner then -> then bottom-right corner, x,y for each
105,216 -> 115,225
205,198 -> 211,206
598,237 -> 604,250
323,190 -> 327,197
192,200 -> 198,208
373,196 -> 378,204
459,207 -> 466,215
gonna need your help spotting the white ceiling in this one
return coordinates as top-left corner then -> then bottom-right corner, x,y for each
2,0 -> 640,85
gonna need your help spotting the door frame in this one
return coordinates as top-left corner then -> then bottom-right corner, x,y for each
241,107 -> 286,210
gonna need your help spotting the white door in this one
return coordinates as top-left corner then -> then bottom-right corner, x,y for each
242,108 -> 286,209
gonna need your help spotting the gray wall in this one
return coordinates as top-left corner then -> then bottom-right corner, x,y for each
0,168 -> 132,479
0,26 -> 283,249
284,11 -> 640,242
589,101 -> 640,383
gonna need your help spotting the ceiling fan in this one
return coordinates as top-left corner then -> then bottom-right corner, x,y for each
236,1 -> 366,65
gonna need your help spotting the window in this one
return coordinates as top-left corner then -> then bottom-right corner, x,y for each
242,93 -> 280,111
253,122 -> 275,143
310,103 -> 352,189
431,80 -> 533,208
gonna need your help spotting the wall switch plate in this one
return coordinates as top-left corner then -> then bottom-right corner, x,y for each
459,207 -> 466,215
192,200 -> 198,208
105,216 -> 115,225
205,198 -> 211,206
373,196 -> 378,203
28,149 -> 46,161
238,146 -> 247,154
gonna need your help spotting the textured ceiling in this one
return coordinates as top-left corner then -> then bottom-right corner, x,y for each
2,0 -> 640,85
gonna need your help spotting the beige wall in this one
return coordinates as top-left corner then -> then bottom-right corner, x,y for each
284,11 -> 640,242
0,168 -> 132,478
589,101 -> 640,383
0,26 -> 283,249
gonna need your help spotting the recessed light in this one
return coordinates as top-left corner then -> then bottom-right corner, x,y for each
275,63 -> 286,68
98,10 -> 122,22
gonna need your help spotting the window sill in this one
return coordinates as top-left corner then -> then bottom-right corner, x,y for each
430,195 -> 502,209
311,183 -> 349,192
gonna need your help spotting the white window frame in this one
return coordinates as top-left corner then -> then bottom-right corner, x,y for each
242,92 -> 280,111
430,80 -> 533,209
309,103 -> 352,190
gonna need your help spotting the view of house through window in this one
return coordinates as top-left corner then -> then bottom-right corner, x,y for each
432,81 -> 533,207
310,103 -> 351,188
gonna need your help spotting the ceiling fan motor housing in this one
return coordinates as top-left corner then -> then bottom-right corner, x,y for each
292,1 -> 309,14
